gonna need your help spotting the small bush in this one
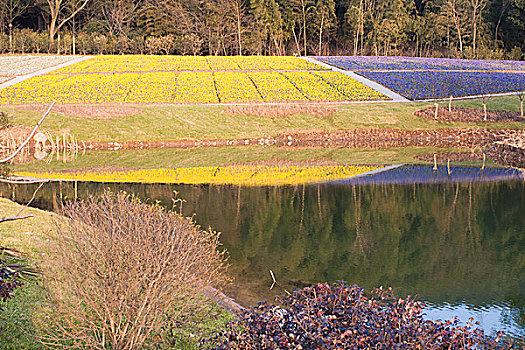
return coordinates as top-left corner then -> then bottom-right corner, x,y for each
212,282 -> 513,349
41,192 -> 228,349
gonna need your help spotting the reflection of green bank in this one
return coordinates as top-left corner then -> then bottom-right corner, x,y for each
2,180 -> 525,313
11,146 -> 482,173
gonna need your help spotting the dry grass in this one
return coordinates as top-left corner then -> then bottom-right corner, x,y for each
14,104 -> 142,119
224,105 -> 337,118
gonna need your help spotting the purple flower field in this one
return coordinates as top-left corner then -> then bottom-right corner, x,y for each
360,70 -> 525,99
315,56 -> 525,71
313,56 -> 525,100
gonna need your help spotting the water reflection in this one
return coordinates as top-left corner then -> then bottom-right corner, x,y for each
424,301 -> 525,340
1,169 -> 524,338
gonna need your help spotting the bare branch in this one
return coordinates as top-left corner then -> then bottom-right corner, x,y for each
0,214 -> 33,223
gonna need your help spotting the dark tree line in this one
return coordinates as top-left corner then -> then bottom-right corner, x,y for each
0,0 -> 524,58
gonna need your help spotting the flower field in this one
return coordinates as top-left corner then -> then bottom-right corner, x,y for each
314,56 -> 525,100
0,56 -> 386,104
315,56 -> 525,71
16,164 -> 384,186
334,165 -> 524,185
360,70 -> 525,99
53,55 -> 328,74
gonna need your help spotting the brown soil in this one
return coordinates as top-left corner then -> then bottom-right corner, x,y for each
487,143 -> 525,168
415,106 -> 524,123
225,105 -> 336,118
76,128 -> 524,152
277,128 -> 524,149
14,104 -> 142,119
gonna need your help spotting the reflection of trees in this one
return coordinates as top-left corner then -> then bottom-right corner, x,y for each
1,180 -> 525,309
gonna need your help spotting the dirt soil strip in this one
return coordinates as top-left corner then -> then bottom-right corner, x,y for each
0,56 -> 94,91
301,57 -> 410,102
279,128 -> 525,150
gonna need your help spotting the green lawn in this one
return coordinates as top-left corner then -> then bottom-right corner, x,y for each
3,96 -> 523,144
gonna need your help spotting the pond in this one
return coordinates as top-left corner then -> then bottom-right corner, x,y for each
1,165 -> 524,340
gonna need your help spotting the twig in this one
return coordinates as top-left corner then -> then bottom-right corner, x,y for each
14,182 -> 44,218
0,102 -> 55,164
0,178 -> 50,184
0,182 -> 44,223
270,270 -> 276,290
0,214 -> 33,223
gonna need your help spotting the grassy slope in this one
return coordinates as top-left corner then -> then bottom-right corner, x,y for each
3,96 -> 524,143
0,199 -> 51,349
0,199 -> 231,349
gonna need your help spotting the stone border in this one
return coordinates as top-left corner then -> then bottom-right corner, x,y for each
301,57 -> 410,102
0,56 -> 94,91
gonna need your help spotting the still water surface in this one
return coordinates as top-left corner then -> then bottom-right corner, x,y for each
1,166 -> 524,340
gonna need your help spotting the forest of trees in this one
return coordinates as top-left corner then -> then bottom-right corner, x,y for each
0,0 -> 524,59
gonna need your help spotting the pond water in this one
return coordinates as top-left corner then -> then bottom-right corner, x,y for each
1,165 -> 524,340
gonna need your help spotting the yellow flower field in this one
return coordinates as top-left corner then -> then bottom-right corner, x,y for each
53,55 -> 327,74
0,56 -> 387,104
16,165 -> 384,186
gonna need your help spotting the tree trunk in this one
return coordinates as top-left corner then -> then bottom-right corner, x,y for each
302,1 -> 307,56
318,14 -> 324,55
235,2 -> 242,55
472,6 -> 477,56
518,94 -> 523,118
483,97 -> 487,121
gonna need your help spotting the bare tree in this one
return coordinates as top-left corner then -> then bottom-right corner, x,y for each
43,0 -> 90,43
443,0 -> 469,54
494,0 -> 511,49
467,0 -> 488,56
101,0 -> 139,38
0,0 -> 31,52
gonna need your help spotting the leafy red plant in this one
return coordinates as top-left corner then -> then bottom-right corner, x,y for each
0,259 -> 23,311
211,282 -> 514,349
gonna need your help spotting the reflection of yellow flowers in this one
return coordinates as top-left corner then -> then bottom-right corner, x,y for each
16,165 -> 384,186
0,56 -> 386,104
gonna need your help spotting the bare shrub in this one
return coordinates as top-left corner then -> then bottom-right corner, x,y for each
225,105 -> 336,118
41,192 -> 228,349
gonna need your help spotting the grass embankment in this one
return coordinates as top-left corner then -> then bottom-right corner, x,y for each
0,198 -> 51,349
3,95 -> 524,144
0,199 -> 232,349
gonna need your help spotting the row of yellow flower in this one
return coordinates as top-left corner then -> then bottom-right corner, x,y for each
16,165 -> 384,186
53,55 -> 327,74
0,71 -> 385,104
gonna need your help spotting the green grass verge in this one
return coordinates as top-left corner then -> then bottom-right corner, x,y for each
446,94 -> 523,111
11,146 -> 467,173
3,96 -> 523,143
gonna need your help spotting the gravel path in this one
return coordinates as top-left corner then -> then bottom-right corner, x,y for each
0,56 -> 93,92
